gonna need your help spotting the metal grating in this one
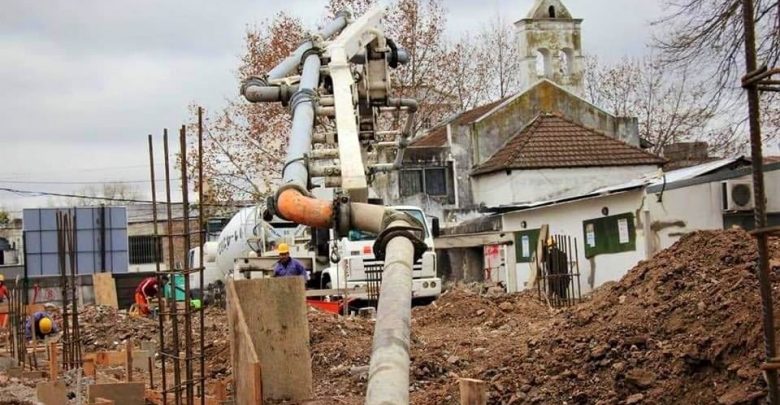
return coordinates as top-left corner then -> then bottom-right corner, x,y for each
537,234 -> 582,308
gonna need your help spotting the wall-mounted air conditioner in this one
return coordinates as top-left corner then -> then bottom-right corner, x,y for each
721,180 -> 754,211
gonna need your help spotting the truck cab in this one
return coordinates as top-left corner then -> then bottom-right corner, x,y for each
321,206 -> 441,300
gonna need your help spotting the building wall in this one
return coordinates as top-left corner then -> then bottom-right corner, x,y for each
471,81 -> 640,166
647,169 -> 780,252
501,190 -> 648,294
472,165 -> 658,207
516,19 -> 585,95
128,218 -> 201,272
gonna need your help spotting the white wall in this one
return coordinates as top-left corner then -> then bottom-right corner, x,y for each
473,166 -> 658,207
647,169 -> 780,251
501,190 -> 647,294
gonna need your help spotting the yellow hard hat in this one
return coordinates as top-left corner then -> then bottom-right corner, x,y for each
39,317 -> 53,334
0,274 -> 4,281
278,243 -> 290,254
547,237 -> 556,246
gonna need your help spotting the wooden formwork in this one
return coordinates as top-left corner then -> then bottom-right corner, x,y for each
227,277 -> 312,403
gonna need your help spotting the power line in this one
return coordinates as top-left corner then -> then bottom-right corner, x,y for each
0,186 -> 255,208
0,178 -> 181,185
0,163 -> 165,176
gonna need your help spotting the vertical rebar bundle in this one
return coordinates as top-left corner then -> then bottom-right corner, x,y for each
8,281 -> 27,368
739,0 -> 780,402
148,118 -> 206,405
56,211 -> 82,370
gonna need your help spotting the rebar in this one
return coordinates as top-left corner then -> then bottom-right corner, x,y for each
197,107 -> 206,403
163,131 -> 183,404
151,123 -> 206,404
740,0 -> 779,402
149,132 -> 168,404
179,126 -> 195,405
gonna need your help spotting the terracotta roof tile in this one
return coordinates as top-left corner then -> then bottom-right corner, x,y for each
409,98 -> 507,148
472,114 -> 666,175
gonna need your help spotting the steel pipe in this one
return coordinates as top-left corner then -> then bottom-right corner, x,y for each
281,54 -> 321,190
267,11 -> 350,81
277,189 -> 334,229
366,229 -> 415,405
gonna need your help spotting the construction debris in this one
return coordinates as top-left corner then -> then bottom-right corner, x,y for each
1,228 -> 777,404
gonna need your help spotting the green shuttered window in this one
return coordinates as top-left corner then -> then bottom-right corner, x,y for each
582,213 -> 636,258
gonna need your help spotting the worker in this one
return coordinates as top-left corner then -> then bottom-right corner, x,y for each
25,311 -> 58,340
0,275 -> 7,303
135,275 -> 168,316
545,237 -> 570,299
273,243 -> 309,280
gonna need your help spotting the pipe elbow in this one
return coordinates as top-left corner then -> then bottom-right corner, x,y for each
276,188 -> 334,229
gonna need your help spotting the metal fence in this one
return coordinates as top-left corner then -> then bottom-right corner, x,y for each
365,263 -> 383,308
537,234 -> 582,308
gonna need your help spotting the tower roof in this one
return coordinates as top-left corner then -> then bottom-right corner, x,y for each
526,0 -> 574,19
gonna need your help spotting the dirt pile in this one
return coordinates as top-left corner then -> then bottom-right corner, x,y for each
409,229 -> 778,404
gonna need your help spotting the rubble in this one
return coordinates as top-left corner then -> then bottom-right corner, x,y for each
2,229 -> 777,404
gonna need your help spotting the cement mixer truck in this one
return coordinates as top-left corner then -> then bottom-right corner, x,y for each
189,202 -> 441,301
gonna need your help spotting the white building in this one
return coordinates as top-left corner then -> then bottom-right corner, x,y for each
483,159 -> 780,293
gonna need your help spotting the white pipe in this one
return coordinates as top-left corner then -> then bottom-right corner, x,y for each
366,231 -> 414,405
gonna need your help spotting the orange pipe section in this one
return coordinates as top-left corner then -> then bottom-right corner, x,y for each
277,188 -> 334,229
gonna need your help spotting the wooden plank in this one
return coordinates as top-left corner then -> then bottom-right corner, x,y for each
125,340 -> 133,382
83,358 -> 96,377
48,342 -> 58,381
87,349 -> 149,368
230,277 -> 312,402
227,279 -> 262,405
213,380 -> 227,402
94,398 -> 115,405
459,378 -> 488,405
36,381 -> 67,405
92,273 -> 118,309
87,382 -> 144,405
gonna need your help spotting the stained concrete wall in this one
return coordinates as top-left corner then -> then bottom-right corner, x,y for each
472,165 -> 658,207
516,18 -> 585,95
471,81 -> 640,167
646,168 -> 780,253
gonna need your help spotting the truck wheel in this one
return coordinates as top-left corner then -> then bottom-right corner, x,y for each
322,274 -> 332,290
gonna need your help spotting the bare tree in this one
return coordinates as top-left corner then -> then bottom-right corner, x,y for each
584,56 -> 723,154
653,0 -> 779,149
479,14 -> 523,100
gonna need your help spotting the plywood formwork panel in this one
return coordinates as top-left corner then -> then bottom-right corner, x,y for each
228,277 -> 312,402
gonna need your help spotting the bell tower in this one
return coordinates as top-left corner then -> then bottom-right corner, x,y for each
515,0 -> 584,95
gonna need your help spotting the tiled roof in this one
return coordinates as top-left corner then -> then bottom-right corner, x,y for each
409,98 -> 507,148
472,114 -> 666,175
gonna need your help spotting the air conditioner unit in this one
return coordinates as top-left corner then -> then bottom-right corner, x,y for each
721,180 -> 754,211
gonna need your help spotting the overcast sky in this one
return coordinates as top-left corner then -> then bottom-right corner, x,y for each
0,0 -> 666,213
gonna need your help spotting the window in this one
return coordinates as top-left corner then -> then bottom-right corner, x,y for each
535,48 -> 552,77
399,166 -> 453,200
425,167 -> 447,196
560,48 -> 575,76
400,169 -> 423,197
549,5 -> 556,18
515,229 -> 541,263
129,235 -> 163,264
582,213 -> 636,258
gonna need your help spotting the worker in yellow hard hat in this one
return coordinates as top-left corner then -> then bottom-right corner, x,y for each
273,243 -> 309,280
25,311 -> 58,340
